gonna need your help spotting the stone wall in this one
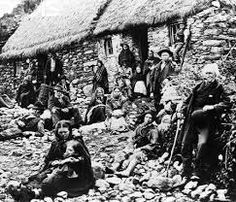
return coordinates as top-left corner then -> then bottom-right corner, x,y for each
148,4 -> 236,70
58,40 -> 98,88
0,39 -> 98,98
148,26 -> 170,56
185,5 -> 236,70
147,4 -> 236,95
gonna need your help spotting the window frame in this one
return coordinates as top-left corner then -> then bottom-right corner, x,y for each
168,21 -> 186,46
104,37 -> 113,56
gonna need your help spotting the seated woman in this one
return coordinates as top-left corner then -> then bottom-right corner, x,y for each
16,75 -> 36,108
131,65 -> 147,98
116,76 -> 132,98
110,111 -> 162,176
7,120 -> 94,201
116,61 -> 133,96
105,87 -> 129,132
106,87 -> 127,118
85,87 -> 107,124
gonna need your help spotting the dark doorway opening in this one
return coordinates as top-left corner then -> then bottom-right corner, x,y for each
131,27 -> 148,63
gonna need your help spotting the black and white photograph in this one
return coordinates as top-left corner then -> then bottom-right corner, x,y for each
0,0 -> 236,201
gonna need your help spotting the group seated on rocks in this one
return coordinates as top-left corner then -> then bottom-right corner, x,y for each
1,45 -> 234,201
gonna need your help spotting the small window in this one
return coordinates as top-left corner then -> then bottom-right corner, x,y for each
104,38 -> 113,55
168,22 -> 186,46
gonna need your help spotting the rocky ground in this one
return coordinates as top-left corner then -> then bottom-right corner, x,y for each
0,74 -> 234,201
0,119 -> 231,202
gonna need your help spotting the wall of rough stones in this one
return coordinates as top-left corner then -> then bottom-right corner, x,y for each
147,4 -> 236,96
58,40 -> 98,89
3,3 -> 236,98
0,39 -> 98,98
148,26 -> 170,56
185,6 -> 236,69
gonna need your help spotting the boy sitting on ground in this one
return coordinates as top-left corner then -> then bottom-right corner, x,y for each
110,111 -> 163,177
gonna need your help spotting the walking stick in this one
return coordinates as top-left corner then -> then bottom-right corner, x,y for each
165,118 -> 181,177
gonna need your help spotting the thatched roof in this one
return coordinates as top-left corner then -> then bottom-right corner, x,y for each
94,0 -> 236,35
1,0 -> 107,59
2,0 -> 236,59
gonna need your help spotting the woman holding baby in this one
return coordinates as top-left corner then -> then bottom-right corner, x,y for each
7,120 -> 94,201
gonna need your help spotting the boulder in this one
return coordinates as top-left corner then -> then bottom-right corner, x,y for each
106,177 -> 122,185
83,84 -> 93,97
92,162 -> 105,180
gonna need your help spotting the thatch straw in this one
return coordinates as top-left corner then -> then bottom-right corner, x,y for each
2,0 -> 236,59
1,0 -> 108,59
94,0 -> 236,35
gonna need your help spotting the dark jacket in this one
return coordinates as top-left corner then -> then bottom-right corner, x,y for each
92,66 -> 109,94
16,82 -> 36,106
42,137 -> 94,197
180,80 -> 230,146
118,49 -> 135,68
150,61 -> 176,95
45,58 -> 64,85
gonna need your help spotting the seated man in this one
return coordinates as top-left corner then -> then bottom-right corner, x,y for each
16,101 -> 52,137
105,87 -> 129,132
48,84 -> 83,128
110,111 -> 162,177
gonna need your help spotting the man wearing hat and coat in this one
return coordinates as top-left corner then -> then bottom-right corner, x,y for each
44,52 -> 64,86
179,63 -> 230,182
150,47 -> 179,112
48,84 -> 83,128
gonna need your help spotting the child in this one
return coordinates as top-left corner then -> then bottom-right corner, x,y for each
131,65 -> 147,98
7,120 -> 94,201
110,111 -> 162,177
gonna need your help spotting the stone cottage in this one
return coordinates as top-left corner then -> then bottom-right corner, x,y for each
94,0 -> 236,89
0,0 -> 110,95
1,0 -> 236,95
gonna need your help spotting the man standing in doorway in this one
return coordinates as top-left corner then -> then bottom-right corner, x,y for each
44,52 -> 64,86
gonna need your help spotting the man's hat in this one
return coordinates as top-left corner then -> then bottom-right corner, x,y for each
157,47 -> 173,57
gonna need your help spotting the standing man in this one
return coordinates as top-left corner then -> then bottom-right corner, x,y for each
44,52 -> 64,86
150,47 -> 179,112
143,50 -> 161,96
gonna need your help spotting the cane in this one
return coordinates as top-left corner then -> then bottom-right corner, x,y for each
165,118 -> 181,177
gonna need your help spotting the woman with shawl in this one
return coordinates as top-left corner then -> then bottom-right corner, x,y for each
7,120 -> 94,201
92,60 -> 109,94
85,87 -> 107,124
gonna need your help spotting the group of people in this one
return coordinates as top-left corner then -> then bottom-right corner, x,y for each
6,43 -> 232,201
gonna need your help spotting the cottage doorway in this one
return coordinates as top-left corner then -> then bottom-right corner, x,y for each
132,28 -> 148,63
